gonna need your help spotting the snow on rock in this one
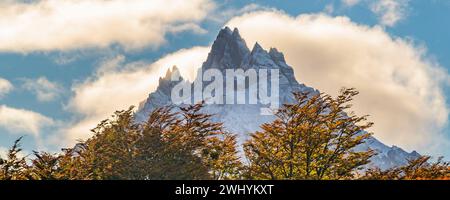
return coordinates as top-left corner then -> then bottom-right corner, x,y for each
136,27 -> 420,170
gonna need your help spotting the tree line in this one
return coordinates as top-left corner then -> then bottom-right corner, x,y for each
1,88 -> 449,180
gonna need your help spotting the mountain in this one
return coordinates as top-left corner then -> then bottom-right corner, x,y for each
136,27 -> 420,170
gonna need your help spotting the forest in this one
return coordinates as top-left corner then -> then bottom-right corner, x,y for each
1,89 -> 449,180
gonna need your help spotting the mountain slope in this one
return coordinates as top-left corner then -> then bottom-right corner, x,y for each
136,27 -> 420,170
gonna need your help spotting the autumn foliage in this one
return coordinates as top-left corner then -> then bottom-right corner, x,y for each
244,89 -> 375,180
1,89 -> 448,180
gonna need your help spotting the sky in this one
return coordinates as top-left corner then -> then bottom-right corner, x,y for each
0,0 -> 449,158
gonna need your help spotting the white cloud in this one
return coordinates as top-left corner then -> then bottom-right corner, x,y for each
57,10 -> 450,156
342,0 -> 361,7
0,105 -> 55,136
60,47 -> 209,145
0,78 -> 13,98
22,77 -> 64,102
0,0 -> 214,52
226,11 -> 449,155
340,0 -> 409,27
370,0 -> 409,27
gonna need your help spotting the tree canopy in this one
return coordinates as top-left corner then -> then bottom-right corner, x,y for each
244,89 -> 375,180
1,89 -> 448,180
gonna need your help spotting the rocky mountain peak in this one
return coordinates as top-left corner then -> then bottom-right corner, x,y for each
136,27 -> 420,170
251,42 -> 265,54
159,65 -> 180,82
203,27 -> 250,70
164,66 -> 180,79
157,66 -> 182,94
231,27 -> 241,38
269,47 -> 286,63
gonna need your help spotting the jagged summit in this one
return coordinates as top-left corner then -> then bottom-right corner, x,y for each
140,66 -> 185,111
203,27 -> 250,70
136,27 -> 420,170
203,27 -> 290,72
202,27 -> 303,94
158,66 -> 182,90
160,66 -> 180,81
269,48 -> 286,63
251,42 -> 265,54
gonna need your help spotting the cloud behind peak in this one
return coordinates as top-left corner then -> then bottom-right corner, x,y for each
226,11 -> 449,155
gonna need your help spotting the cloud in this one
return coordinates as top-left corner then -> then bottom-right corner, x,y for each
0,0 -> 214,52
342,0 -> 361,7
370,0 -> 409,27
58,10 -> 449,156
22,77 -> 64,102
340,0 -> 409,27
0,105 -> 55,136
60,46 -> 209,145
0,78 -> 13,98
226,11 -> 449,155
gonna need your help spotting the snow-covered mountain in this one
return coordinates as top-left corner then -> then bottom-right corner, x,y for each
136,27 -> 420,170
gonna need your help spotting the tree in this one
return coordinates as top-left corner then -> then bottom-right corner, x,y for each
362,156 -> 450,180
28,151 -> 60,180
152,103 -> 242,180
0,103 -> 242,180
244,88 -> 375,180
3,90 -> 449,180
203,133 -> 242,180
75,107 -> 144,180
62,103 -> 242,180
142,105 -> 212,180
0,137 -> 30,180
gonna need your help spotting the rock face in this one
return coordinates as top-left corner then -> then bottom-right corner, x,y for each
136,27 -> 420,170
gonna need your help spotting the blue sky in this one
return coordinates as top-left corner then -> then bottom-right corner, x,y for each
0,0 -> 449,158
